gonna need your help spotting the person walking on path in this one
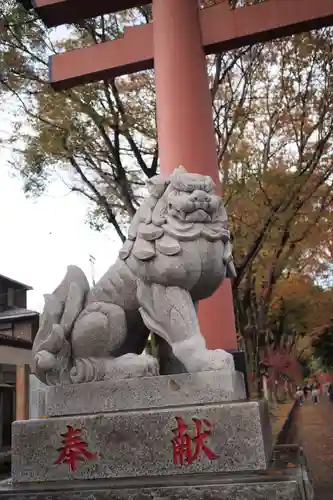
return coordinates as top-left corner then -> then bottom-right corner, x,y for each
312,383 -> 320,404
303,384 -> 308,400
303,382 -> 311,400
328,383 -> 333,402
295,386 -> 304,405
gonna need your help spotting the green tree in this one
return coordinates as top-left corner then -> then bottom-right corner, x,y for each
314,324 -> 333,370
1,0 -> 159,240
220,31 -> 333,374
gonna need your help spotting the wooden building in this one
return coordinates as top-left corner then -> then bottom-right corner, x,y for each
0,274 -> 39,453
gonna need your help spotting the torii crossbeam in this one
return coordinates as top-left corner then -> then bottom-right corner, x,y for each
28,0 -> 333,350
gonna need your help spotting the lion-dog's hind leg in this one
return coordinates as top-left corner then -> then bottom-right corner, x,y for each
70,301 -> 159,383
71,302 -> 127,358
137,281 -> 235,374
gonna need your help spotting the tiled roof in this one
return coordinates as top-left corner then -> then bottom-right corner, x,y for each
0,273 -> 32,290
0,308 -> 39,321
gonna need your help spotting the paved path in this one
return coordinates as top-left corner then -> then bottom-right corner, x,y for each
295,397 -> 333,499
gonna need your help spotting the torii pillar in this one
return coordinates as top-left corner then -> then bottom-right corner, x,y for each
152,0 -> 236,349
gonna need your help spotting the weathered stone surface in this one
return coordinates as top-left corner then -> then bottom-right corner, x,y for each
0,480 -> 302,500
12,400 -> 272,484
45,370 -> 246,417
29,375 -> 47,419
0,460 -> 309,500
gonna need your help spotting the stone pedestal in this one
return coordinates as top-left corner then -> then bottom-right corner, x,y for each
1,371 -> 313,499
29,375 -> 47,419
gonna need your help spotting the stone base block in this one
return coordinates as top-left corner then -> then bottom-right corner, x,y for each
12,400 -> 272,484
45,370 -> 246,417
0,478 -> 302,500
1,447 -> 314,500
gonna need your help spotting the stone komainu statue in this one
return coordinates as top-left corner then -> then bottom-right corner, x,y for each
33,167 -> 237,385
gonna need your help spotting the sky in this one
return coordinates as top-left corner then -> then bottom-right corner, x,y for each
0,117 -> 122,312
0,21 -> 133,314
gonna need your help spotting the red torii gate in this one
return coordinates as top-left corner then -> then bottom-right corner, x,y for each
28,0 -> 333,351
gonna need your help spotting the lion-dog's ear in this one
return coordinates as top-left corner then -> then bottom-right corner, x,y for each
147,174 -> 169,198
169,165 -> 189,188
174,165 -> 188,174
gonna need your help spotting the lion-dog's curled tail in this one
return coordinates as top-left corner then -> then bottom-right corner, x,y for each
32,266 -> 90,385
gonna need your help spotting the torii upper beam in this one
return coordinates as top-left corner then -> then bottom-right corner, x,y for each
32,0 -> 333,91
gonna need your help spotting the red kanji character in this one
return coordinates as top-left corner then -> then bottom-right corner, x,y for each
172,416 -> 218,465
55,425 -> 97,472
191,418 -> 218,462
172,416 -> 193,465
